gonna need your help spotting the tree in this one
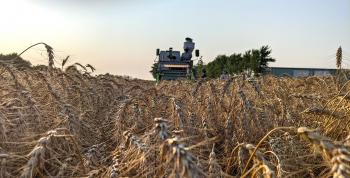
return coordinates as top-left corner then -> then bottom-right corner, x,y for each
193,58 -> 204,79
227,53 -> 242,74
150,63 -> 158,79
257,45 -> 275,74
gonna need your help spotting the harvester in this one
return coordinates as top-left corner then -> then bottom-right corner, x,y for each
154,38 -> 200,81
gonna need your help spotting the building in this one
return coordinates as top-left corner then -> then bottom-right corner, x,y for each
269,67 -> 337,77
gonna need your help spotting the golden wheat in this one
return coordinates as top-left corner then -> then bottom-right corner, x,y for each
1,57 -> 350,178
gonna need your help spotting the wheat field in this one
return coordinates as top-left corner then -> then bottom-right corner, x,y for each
0,60 -> 350,178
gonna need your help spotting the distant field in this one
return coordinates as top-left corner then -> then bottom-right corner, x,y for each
0,63 -> 349,178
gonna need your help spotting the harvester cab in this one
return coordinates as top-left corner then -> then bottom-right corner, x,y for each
154,38 -> 199,81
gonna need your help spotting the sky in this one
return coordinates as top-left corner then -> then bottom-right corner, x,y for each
0,0 -> 349,80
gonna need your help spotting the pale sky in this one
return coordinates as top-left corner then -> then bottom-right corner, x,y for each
0,0 -> 349,79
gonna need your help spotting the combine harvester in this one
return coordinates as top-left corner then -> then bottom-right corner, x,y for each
154,38 -> 200,81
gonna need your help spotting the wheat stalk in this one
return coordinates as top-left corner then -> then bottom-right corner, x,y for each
161,137 -> 206,178
154,117 -> 171,140
297,127 -> 350,178
11,42 -> 54,69
123,130 -> 147,151
208,144 -> 222,178
336,46 -> 342,69
243,144 -> 275,178
0,153 -> 8,178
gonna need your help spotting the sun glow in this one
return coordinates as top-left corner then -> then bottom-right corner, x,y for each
0,0 -> 67,50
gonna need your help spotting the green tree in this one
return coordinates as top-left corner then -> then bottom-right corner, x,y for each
206,55 -> 230,78
227,53 -> 242,74
257,45 -> 275,74
150,63 -> 158,79
193,58 -> 204,79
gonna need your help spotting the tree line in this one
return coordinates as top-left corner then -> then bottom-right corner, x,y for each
194,45 -> 276,78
